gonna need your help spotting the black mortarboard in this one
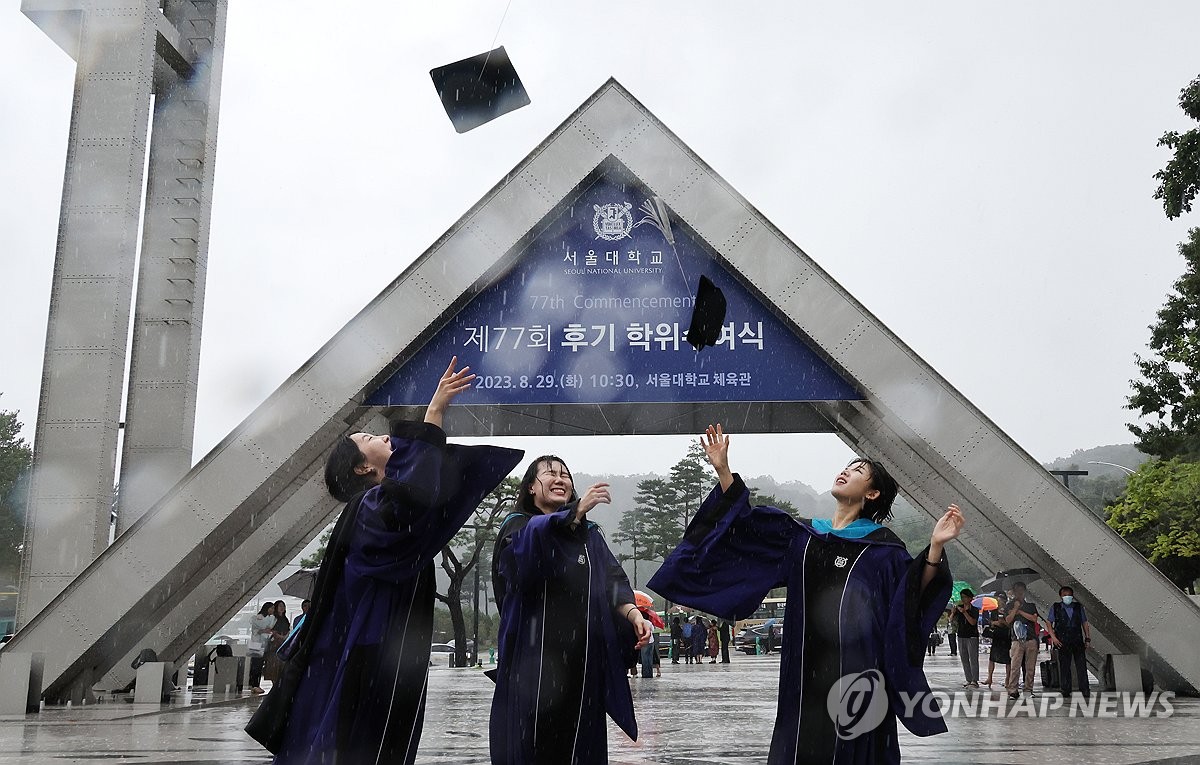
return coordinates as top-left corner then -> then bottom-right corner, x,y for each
429,47 -> 531,133
686,275 -> 727,350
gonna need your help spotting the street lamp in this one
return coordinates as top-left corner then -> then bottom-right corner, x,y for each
1086,461 -> 1136,475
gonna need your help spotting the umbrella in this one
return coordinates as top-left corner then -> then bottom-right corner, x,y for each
948,580 -> 973,606
632,590 -> 665,628
278,568 -> 318,599
980,568 -> 1041,594
971,595 -> 1000,612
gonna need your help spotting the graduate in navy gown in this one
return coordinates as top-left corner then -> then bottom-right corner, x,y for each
489,456 -> 652,765
266,359 -> 523,765
648,425 -> 963,764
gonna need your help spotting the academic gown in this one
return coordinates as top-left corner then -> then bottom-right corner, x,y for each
647,475 -> 952,765
489,505 -> 638,765
272,421 -> 522,765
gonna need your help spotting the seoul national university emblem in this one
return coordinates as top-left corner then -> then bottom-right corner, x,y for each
593,202 -> 633,241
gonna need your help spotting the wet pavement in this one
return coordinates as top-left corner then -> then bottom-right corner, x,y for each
1,652 -> 1197,764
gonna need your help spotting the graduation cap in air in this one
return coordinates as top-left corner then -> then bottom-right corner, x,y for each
430,46 -> 531,133
634,197 -> 728,350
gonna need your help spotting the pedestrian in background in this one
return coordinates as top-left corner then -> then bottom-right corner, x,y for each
247,603 -> 275,695
983,592 -> 1010,687
951,589 -> 979,688
706,618 -> 719,663
690,615 -> 707,664
718,619 -> 732,663
262,600 -> 290,683
1047,585 -> 1091,698
945,608 -> 957,657
670,616 -> 683,664
1004,581 -> 1059,699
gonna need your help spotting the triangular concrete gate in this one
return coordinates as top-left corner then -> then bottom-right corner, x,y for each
7,80 -> 1198,700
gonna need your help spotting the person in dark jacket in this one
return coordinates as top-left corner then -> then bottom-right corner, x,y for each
1048,585 -> 1091,697
690,616 -> 708,663
670,617 -> 683,664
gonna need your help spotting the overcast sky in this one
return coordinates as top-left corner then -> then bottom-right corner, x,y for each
3,1 -> 1199,493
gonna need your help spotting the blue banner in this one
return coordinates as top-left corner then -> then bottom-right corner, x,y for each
366,173 -> 860,406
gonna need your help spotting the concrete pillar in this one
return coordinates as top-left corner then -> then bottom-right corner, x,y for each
17,0 -> 160,626
116,0 -> 226,533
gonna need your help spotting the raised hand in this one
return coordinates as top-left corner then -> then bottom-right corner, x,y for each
425,356 -> 476,427
701,424 -> 735,492
701,424 -> 730,472
577,483 -> 612,516
931,504 -> 965,548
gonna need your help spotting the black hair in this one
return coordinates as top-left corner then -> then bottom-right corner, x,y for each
1059,585 -> 1074,596
257,602 -> 274,617
517,455 -> 579,515
325,436 -> 375,503
960,588 -> 974,601
846,457 -> 899,523
1012,581 -> 1027,590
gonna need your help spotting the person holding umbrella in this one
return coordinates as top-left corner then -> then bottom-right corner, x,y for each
649,424 -> 962,764
951,589 -> 980,688
246,358 -> 523,764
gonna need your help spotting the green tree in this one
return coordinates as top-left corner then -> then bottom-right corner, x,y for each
1127,228 -> 1200,459
748,489 -> 799,518
299,527 -> 332,569
0,402 -> 33,584
1106,458 -> 1200,593
1154,75 -> 1200,220
667,441 -> 711,528
614,477 -> 680,587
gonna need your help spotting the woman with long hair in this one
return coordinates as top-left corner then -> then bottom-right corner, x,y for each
489,455 -> 650,764
248,603 -> 276,694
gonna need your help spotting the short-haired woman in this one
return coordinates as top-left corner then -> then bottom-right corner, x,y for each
650,424 -> 964,764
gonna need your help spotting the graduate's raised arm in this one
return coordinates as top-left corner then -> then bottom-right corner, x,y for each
701,424 -> 735,493
921,504 -> 964,593
424,356 -> 475,429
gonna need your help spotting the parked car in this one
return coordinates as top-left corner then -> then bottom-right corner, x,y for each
734,623 -> 785,654
430,640 -> 476,667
